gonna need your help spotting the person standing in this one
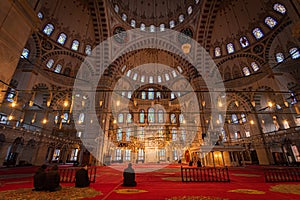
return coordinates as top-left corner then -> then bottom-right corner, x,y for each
75,164 -> 90,187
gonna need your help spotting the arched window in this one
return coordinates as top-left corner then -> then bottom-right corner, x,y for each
133,73 -> 138,80
187,6 -> 193,15
181,129 -> 186,141
21,48 -> 29,59
118,113 -> 124,123
37,12 -> 43,19
121,13 -> 127,21
251,62 -> 260,72
232,114 -> 238,124
179,14 -> 184,23
54,64 -> 62,73
252,28 -> 264,40
156,91 -> 161,99
148,108 -> 155,123
240,36 -> 249,48
158,75 -> 162,83
139,110 -> 145,123
148,88 -> 154,100
126,128 -> 131,141
71,40 -> 79,51
126,70 -> 131,77
172,128 -> 177,141
85,45 -> 92,55
275,52 -> 284,62
149,76 -> 154,83
273,3 -> 286,14
165,74 -> 170,81
159,149 -> 166,160
243,67 -> 251,76
127,92 -> 132,98
172,70 -> 177,78
140,23 -> 146,31
177,66 -> 183,73
114,4 -> 119,13
160,24 -> 165,32
169,20 -> 175,28
142,91 -> 146,99
131,19 -> 136,28
158,110 -> 164,123
226,43 -> 235,54
141,75 -> 145,83
170,114 -> 176,124
46,59 -> 54,68
195,0 -> 200,4
289,47 -> 300,59
265,16 -> 277,28
215,47 -> 221,57
127,113 -> 132,123
241,113 -> 247,123
171,92 -> 175,99
117,128 -> 122,141
78,113 -> 84,124
43,23 -> 54,36
150,25 -> 155,32
179,114 -> 184,124
57,33 -> 67,45
121,65 -> 126,72
62,113 -> 69,123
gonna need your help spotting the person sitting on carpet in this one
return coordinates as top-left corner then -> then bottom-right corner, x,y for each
75,164 -> 90,188
33,164 -> 47,191
46,165 -> 62,192
122,163 -> 137,186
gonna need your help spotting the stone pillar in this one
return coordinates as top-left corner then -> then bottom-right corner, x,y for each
0,142 -> 11,167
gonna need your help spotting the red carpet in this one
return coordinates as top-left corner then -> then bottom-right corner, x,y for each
1,164 -> 300,200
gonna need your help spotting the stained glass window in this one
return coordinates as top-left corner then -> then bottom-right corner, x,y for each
171,114 -> 176,124
289,47 -> 300,59
169,20 -> 175,28
126,70 -> 131,77
46,59 -> 54,68
148,108 -> 155,123
232,114 -> 238,124
177,66 -> 183,73
160,24 -> 165,32
117,128 -> 122,141
85,45 -> 92,55
43,23 -> 54,36
127,114 -> 132,123
122,13 -> 127,21
62,113 -> 69,123
252,28 -> 264,40
131,19 -> 136,28
126,128 -> 131,141
141,75 -> 145,83
187,6 -> 193,15
37,12 -> 43,19
114,4 -> 119,13
165,74 -> 170,81
54,64 -> 62,73
158,75 -> 162,83
179,114 -> 184,124
179,14 -> 184,23
140,110 -> 145,123
127,92 -> 132,98
149,76 -> 154,83
148,88 -> 154,100
133,73 -> 138,80
215,47 -> 221,57
142,91 -> 146,99
125,149 -> 131,160
243,67 -> 250,76
172,70 -> 177,77
171,92 -> 175,99
241,113 -> 247,123
172,128 -> 177,141
121,65 -> 126,72
273,3 -> 286,14
156,91 -> 161,99
181,129 -> 186,141
226,43 -> 235,54
195,0 -> 200,4
21,48 -> 29,59
158,110 -> 164,123
150,25 -> 155,32
71,40 -> 79,51
265,16 -> 277,28
275,52 -> 284,62
118,113 -> 123,123
240,36 -> 249,48
140,23 -> 146,31
251,62 -> 259,72
158,128 -> 164,137
57,33 -> 67,45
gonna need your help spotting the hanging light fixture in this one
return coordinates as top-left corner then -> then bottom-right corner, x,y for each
47,92 -> 52,107
11,91 -> 18,107
29,91 -> 36,107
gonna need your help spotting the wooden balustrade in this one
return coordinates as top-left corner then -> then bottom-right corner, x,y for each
58,166 -> 97,183
181,166 -> 230,182
264,167 -> 300,182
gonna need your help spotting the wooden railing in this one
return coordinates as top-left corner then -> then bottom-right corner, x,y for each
181,166 -> 230,182
58,167 -> 97,183
264,167 -> 300,182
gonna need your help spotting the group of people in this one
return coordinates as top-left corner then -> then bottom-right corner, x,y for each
33,164 -> 90,192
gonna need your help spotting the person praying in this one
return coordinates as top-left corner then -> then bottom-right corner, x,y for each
122,163 -> 137,187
